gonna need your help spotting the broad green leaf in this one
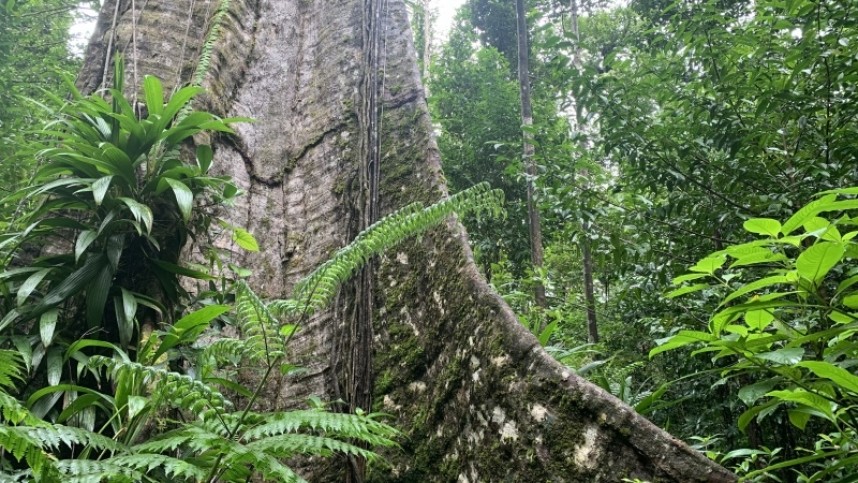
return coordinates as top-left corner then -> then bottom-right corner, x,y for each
75,230 -> 98,262
196,144 -> 213,173
92,176 -> 113,206
46,347 -> 62,386
649,330 -> 715,358
730,252 -> 787,268
37,254 -> 107,309
160,178 -> 193,222
796,242 -> 845,283
766,388 -> 835,422
843,293 -> 858,309
672,272 -> 709,284
39,309 -> 58,347
113,291 -> 136,349
16,268 -> 51,306
738,400 -> 780,431
829,310 -> 856,325
745,310 -> 775,331
154,305 -> 230,359
151,259 -> 215,280
86,262 -> 114,329
802,216 -> 841,241
722,274 -> 796,305
666,283 -> 709,298
118,197 -> 153,234
798,361 -> 858,393
744,218 -> 781,237
756,348 -> 804,365
688,254 -> 726,275
782,194 -> 837,235
738,379 -> 779,406
143,75 -> 164,115
233,227 -> 259,252
787,408 -> 811,430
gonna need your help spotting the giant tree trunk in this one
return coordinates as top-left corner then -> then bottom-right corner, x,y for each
78,1 -> 733,481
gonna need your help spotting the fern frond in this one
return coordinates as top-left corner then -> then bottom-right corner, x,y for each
233,281 -> 286,363
55,458 -> 140,482
253,432 -> 378,459
0,391 -> 45,426
240,409 -> 398,447
0,426 -> 56,477
200,337 -> 247,367
272,182 -> 503,315
21,424 -> 126,455
88,356 -> 232,418
248,452 -> 303,483
0,351 -> 24,390
103,453 -> 207,481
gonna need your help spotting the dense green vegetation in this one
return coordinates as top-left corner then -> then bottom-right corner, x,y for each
0,3 -> 509,479
2,0 -> 858,480
427,0 -> 858,480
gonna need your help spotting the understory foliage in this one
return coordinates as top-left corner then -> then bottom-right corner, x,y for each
656,190 -> 858,481
0,57 -> 503,481
429,0 -> 858,478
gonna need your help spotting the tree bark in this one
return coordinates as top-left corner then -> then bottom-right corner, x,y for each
515,0 -> 547,309
582,224 -> 599,344
77,0 -> 734,481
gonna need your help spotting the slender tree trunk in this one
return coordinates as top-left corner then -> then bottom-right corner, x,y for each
582,223 -> 599,343
76,1 -> 733,481
422,0 -> 431,97
515,0 -> 547,309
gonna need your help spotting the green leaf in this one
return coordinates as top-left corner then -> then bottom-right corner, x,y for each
766,388 -> 835,422
75,230 -> 98,262
722,274 -> 796,305
744,310 -> 775,331
756,348 -> 804,365
688,255 -> 727,275
671,272 -> 709,284
154,305 -> 230,359
46,347 -> 62,386
743,218 -> 782,237
16,268 -> 51,306
738,379 -> 779,406
37,255 -> 107,310
40,309 -> 58,347
796,242 -> 845,283
782,194 -> 837,235
151,259 -> 215,280
233,228 -> 259,252
143,75 -> 164,116
649,330 -> 715,358
86,262 -> 114,329
798,361 -> 858,394
92,176 -> 113,206
196,145 -> 213,173
787,408 -> 811,430
113,289 -> 137,348
160,178 -> 194,222
118,197 -> 154,234
665,283 -> 709,298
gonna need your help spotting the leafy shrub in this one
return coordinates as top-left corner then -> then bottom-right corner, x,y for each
655,188 -> 858,480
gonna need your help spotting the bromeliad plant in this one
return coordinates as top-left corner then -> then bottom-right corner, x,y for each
0,58 -> 248,411
653,188 -> 858,481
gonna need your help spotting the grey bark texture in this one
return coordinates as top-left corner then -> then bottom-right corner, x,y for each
78,0 -> 735,481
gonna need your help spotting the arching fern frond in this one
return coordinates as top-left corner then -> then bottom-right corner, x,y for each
87,356 -> 232,418
0,351 -> 24,390
233,281 -> 286,364
239,409 -> 398,447
0,426 -> 57,478
271,182 -> 503,315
